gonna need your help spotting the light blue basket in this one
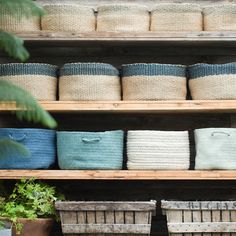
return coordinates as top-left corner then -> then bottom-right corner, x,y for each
0,128 -> 56,169
57,130 -> 124,169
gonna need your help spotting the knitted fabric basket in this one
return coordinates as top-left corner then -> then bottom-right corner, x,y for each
122,63 -> 187,100
59,63 -> 121,101
188,63 -> 236,100
0,6 -> 40,32
127,130 -> 190,170
97,4 -> 149,32
57,130 -> 124,169
0,63 -> 57,101
195,128 -> 236,170
42,4 -> 95,32
0,128 -> 56,169
204,5 -> 236,31
151,3 -> 202,31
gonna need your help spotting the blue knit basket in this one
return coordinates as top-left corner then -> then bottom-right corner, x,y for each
0,128 -> 56,169
57,130 -> 124,169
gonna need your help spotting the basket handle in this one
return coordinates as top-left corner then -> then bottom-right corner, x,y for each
8,133 -> 27,142
211,131 -> 230,137
82,137 -> 101,143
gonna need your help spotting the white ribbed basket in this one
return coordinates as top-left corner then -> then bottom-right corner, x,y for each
204,5 -> 236,31
151,3 -> 202,31
97,4 -> 150,32
42,4 -> 95,32
127,131 -> 190,170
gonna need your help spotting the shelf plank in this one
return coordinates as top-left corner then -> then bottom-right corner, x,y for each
1,101 -> 236,113
0,170 -> 236,180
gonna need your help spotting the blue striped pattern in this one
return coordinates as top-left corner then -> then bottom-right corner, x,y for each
57,130 -> 124,170
0,128 -> 56,169
0,63 -> 58,77
122,63 -> 186,77
60,63 -> 119,76
188,63 -> 236,79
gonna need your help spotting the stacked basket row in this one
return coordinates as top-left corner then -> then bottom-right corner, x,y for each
2,3 -> 236,32
1,128 -> 236,170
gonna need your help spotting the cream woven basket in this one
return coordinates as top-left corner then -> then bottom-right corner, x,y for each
0,6 -> 40,32
97,4 -> 149,32
188,63 -> 236,100
204,5 -> 236,31
127,130 -> 190,170
0,63 -> 57,101
59,63 -> 121,101
122,63 -> 187,100
151,3 -> 202,31
42,4 -> 95,32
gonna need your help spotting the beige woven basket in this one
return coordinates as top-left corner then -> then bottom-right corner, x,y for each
97,4 -> 150,32
42,4 -> 95,32
204,5 -> 236,31
151,3 -> 202,31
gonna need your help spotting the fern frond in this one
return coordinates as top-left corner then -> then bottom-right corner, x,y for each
0,80 -> 57,129
0,138 -> 30,159
0,31 -> 29,62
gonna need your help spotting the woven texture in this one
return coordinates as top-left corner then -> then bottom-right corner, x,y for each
151,3 -> 202,31
204,5 -> 236,31
195,128 -> 236,170
97,4 -> 149,32
188,63 -> 236,100
57,130 -> 124,170
42,4 -> 95,32
122,63 -> 187,100
127,130 -> 190,170
0,63 -> 57,101
0,128 -> 56,169
59,63 -> 121,101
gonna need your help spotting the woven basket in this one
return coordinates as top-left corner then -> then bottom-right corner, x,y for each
194,128 -> 236,170
151,3 -> 202,31
162,200 -> 236,236
97,4 -> 149,32
59,63 -> 121,101
188,63 -> 236,100
122,63 -> 187,100
0,128 -> 56,169
57,130 -> 124,169
42,4 -> 95,32
204,5 -> 236,31
0,63 -> 57,101
0,6 -> 40,32
127,130 -> 190,170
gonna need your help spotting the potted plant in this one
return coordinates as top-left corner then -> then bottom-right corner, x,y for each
0,198 -> 12,236
0,178 -> 64,236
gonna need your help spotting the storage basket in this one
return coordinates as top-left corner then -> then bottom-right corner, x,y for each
0,128 -> 56,169
122,63 -> 187,100
97,4 -> 149,32
204,5 -> 236,31
151,3 -> 202,31
42,4 -> 95,32
55,201 -> 156,235
0,6 -> 40,32
162,200 -> 236,236
194,128 -> 236,170
127,130 -> 190,170
0,63 -> 57,101
57,130 -> 124,169
59,63 -> 121,101
188,63 -> 236,100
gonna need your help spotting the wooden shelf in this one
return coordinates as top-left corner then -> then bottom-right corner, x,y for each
1,101 -> 236,113
0,170 -> 236,180
17,31 -> 236,47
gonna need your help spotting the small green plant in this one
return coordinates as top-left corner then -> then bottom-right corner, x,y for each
0,178 -> 64,233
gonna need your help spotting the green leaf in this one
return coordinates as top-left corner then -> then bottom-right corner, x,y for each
0,80 -> 57,128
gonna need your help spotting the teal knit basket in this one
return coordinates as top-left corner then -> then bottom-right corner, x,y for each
57,130 -> 124,169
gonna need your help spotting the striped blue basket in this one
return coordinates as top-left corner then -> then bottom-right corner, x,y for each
57,130 -> 124,169
0,128 -> 56,169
